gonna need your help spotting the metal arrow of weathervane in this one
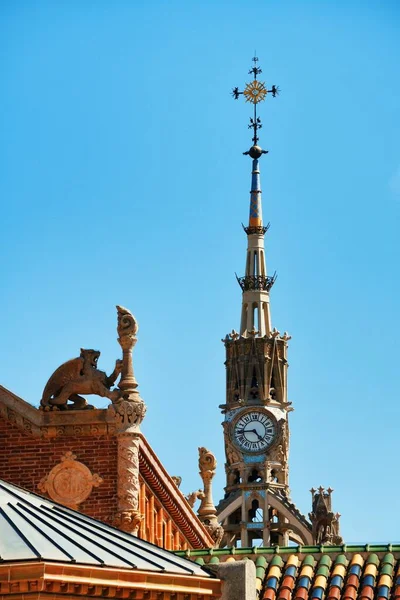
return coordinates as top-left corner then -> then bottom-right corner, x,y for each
232,56 -> 280,151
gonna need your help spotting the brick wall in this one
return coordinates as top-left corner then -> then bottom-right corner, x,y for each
0,418 -> 118,523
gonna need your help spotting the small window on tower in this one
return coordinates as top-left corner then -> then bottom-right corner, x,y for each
234,470 -> 242,484
269,507 -> 279,524
229,507 -> 242,525
248,469 -> 263,483
250,367 -> 258,388
249,499 -> 264,523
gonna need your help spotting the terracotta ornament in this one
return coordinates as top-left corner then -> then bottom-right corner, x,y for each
38,451 -> 103,510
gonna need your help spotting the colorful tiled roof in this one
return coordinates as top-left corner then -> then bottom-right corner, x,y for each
176,545 -> 400,599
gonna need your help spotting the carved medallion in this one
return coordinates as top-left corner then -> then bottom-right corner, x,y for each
38,451 -> 103,510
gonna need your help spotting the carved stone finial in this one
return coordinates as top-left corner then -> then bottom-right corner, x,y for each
116,306 -> 142,403
309,486 -> 343,546
248,327 -> 259,338
186,489 -> 204,508
171,476 -> 182,488
197,447 -> 224,547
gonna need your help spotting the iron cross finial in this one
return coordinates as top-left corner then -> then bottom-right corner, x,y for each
249,55 -> 262,78
231,57 -> 280,149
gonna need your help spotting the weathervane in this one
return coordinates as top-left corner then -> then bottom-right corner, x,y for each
232,56 -> 279,156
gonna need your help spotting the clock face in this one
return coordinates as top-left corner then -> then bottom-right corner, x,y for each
233,410 -> 276,453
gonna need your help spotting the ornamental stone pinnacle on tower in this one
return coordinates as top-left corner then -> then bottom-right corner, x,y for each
216,58 -> 342,548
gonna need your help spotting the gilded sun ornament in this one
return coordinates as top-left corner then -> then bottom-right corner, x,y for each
243,80 -> 268,104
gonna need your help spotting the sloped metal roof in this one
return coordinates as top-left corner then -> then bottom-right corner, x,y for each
0,479 -> 209,576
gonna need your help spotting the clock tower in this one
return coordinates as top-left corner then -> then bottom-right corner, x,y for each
216,58 -> 313,547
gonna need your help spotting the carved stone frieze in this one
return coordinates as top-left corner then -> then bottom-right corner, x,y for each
40,422 -> 116,438
38,451 -> 103,509
0,403 -> 39,436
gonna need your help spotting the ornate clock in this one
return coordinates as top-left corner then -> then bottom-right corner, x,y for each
232,410 -> 276,453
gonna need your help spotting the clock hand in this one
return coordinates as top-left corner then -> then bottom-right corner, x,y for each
241,427 -> 263,437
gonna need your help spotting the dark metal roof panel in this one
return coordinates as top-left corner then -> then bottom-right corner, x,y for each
0,479 -> 209,576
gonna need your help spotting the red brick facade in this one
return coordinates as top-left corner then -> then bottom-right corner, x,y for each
0,384 -> 214,549
0,418 -> 118,523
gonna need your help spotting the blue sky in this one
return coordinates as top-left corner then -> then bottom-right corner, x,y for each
1,0 -> 399,543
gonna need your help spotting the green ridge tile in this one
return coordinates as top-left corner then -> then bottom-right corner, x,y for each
316,565 -> 330,577
209,557 -> 220,564
381,564 -> 393,576
382,553 -> 395,566
318,556 -> 332,568
271,555 -> 284,567
256,567 -> 266,579
302,546 -> 321,554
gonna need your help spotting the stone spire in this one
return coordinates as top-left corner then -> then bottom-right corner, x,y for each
237,147 -> 276,337
232,57 -> 279,339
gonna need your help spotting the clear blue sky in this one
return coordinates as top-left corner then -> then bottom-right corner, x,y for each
1,1 -> 399,543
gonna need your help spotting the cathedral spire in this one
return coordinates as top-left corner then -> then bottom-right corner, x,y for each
232,57 -> 279,337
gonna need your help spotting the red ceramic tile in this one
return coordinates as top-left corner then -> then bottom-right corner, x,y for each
346,575 -> 360,588
263,588 -> 276,600
278,588 -> 292,600
293,587 -> 308,600
326,586 -> 341,600
358,586 -> 374,600
393,585 -> 400,600
342,586 -> 357,600
281,576 -> 295,591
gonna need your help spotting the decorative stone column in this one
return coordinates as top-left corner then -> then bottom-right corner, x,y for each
112,306 -> 146,535
197,447 -> 224,548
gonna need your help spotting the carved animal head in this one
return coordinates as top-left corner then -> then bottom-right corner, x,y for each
80,349 -> 101,368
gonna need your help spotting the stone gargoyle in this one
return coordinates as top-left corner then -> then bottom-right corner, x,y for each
40,349 -> 122,411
